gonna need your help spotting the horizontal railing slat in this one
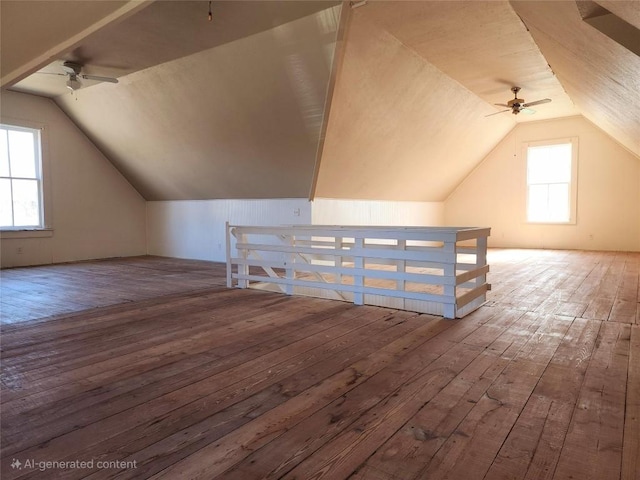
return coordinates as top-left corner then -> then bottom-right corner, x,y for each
232,257 -> 456,286
456,283 -> 490,308
456,265 -> 490,285
231,225 -> 488,243
235,242 -> 457,263
232,273 -> 452,304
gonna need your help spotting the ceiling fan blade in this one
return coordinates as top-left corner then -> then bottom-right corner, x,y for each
494,103 -> 510,108
485,109 -> 511,117
522,98 -> 551,108
36,72 -> 66,76
81,74 -> 118,84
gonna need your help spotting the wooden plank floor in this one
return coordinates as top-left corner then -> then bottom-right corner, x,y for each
0,249 -> 638,479
0,256 -> 228,324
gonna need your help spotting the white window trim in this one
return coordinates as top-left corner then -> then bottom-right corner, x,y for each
523,136 -> 579,225
0,116 -> 52,235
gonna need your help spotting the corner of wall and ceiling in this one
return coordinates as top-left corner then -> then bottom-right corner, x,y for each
51,97 -> 149,201
580,115 -> 640,161
443,122 -> 519,205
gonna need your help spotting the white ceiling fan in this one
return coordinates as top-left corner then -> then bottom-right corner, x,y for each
487,86 -> 552,116
36,61 -> 119,92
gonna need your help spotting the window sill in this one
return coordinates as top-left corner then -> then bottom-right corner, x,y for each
0,229 -> 53,239
526,221 -> 576,226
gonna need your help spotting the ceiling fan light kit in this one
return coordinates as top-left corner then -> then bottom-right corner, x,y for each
66,77 -> 82,92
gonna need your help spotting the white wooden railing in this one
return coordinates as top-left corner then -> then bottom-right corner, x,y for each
226,224 -> 490,319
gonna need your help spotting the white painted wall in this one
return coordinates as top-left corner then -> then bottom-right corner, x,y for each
445,116 -> 640,251
0,91 -> 146,267
147,198 -> 444,263
146,199 -> 312,262
312,198 -> 444,226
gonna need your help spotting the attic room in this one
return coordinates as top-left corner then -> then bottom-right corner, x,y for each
0,1 -> 639,479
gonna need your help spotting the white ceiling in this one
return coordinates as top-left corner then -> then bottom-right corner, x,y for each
1,0 -> 638,202
0,0 -> 146,87
314,0 -> 639,201
54,7 -> 341,200
314,12 -> 517,201
358,1 -> 578,122
512,0 -> 640,157
9,1 -> 338,98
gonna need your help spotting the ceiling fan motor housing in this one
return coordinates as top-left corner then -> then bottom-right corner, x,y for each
61,61 -> 82,76
508,86 -> 524,111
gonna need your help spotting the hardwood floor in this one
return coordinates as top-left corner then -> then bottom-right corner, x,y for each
0,256 -> 227,324
0,250 -> 638,479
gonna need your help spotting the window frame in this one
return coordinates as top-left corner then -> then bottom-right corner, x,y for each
524,137 -> 579,225
0,118 -> 52,235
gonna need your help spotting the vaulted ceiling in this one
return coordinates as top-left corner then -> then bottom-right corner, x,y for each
2,1 -> 639,202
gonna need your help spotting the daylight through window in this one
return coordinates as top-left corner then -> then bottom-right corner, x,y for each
0,124 -> 43,229
526,141 -> 576,223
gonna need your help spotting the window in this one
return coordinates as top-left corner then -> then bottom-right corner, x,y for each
0,124 -> 44,229
526,138 -> 578,224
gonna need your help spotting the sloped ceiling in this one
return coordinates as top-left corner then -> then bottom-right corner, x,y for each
314,1 -> 580,201
313,12 -> 516,201
8,1 -> 342,201
2,1 -> 639,203
57,7 -> 341,200
357,1 -> 578,121
9,1 -> 339,98
596,1 -> 640,29
511,1 -> 640,157
0,0 -> 148,87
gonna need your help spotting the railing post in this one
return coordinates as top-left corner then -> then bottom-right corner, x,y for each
476,235 -> 488,288
396,239 -> 406,291
443,239 -> 456,318
354,236 -> 364,305
225,222 -> 232,288
238,231 -> 248,288
335,236 -> 343,286
285,233 -> 294,295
